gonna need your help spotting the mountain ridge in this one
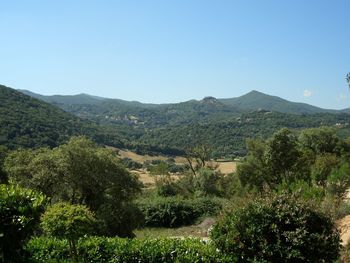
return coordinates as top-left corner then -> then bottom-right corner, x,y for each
2,84 -> 350,157
18,88 -> 348,115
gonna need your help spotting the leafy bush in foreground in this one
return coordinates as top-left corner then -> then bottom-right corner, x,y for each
211,193 -> 340,263
0,184 -> 46,262
25,236 -> 235,263
41,202 -> 96,262
137,197 -> 222,227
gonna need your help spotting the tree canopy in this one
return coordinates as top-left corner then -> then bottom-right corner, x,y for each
5,136 -> 142,237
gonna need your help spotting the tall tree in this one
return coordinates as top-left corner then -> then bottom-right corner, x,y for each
5,136 -> 142,237
185,145 -> 212,176
237,129 -> 311,190
298,127 -> 340,158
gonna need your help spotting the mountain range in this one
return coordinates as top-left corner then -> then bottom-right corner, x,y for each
19,89 -> 349,128
20,89 -> 346,114
1,85 -> 349,157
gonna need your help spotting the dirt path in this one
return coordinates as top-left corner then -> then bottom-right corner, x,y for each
337,215 -> 350,246
337,190 -> 350,246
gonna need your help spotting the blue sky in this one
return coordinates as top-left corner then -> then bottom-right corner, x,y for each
1,1 -> 350,109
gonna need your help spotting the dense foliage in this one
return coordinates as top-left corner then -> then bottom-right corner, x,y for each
15,86 -> 350,157
237,127 -> 349,191
211,193 -> 341,262
41,202 -> 96,262
25,236 -> 235,263
0,145 -> 8,183
137,197 -> 222,227
0,85 -> 126,150
0,184 -> 46,262
41,202 -> 96,241
4,137 -> 142,237
137,111 -> 350,157
2,85 -> 350,261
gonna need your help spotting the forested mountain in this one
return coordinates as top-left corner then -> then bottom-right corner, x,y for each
0,85 -> 125,149
19,89 -> 346,128
135,111 -> 350,157
19,90 -> 241,127
4,86 -> 350,157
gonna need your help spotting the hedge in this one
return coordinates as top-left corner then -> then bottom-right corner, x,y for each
25,236 -> 235,263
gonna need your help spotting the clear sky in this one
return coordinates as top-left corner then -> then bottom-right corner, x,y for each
1,0 -> 350,109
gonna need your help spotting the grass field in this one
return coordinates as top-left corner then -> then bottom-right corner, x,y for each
115,149 -> 237,187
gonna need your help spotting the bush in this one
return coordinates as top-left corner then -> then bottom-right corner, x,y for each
25,236 -> 235,263
211,193 -> 340,262
155,176 -> 179,197
0,184 -> 46,262
41,202 -> 96,262
137,197 -> 222,227
195,169 -> 223,196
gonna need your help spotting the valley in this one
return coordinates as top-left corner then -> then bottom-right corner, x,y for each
2,83 -> 350,261
3,85 -> 349,159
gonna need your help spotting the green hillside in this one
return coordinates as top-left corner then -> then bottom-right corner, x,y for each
9,87 -> 350,157
135,111 -> 350,157
20,90 -> 240,127
19,89 -> 344,128
0,85 -> 125,149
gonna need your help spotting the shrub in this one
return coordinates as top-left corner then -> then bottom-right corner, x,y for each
155,176 -> 179,197
276,179 -> 325,203
327,162 -> 350,200
137,197 -> 222,227
211,193 -> 341,262
25,236 -> 235,263
41,202 -> 96,262
195,169 -> 223,196
0,184 -> 46,262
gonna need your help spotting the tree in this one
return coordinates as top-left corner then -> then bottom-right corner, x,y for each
211,193 -> 340,262
5,136 -> 142,237
185,145 -> 212,176
41,202 -> 96,263
299,127 -> 340,158
237,138 -> 267,190
347,72 -> 350,88
265,128 -> 302,184
195,168 -> 223,196
237,129 -> 309,190
327,162 -> 350,201
0,184 -> 46,262
311,153 -> 339,187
